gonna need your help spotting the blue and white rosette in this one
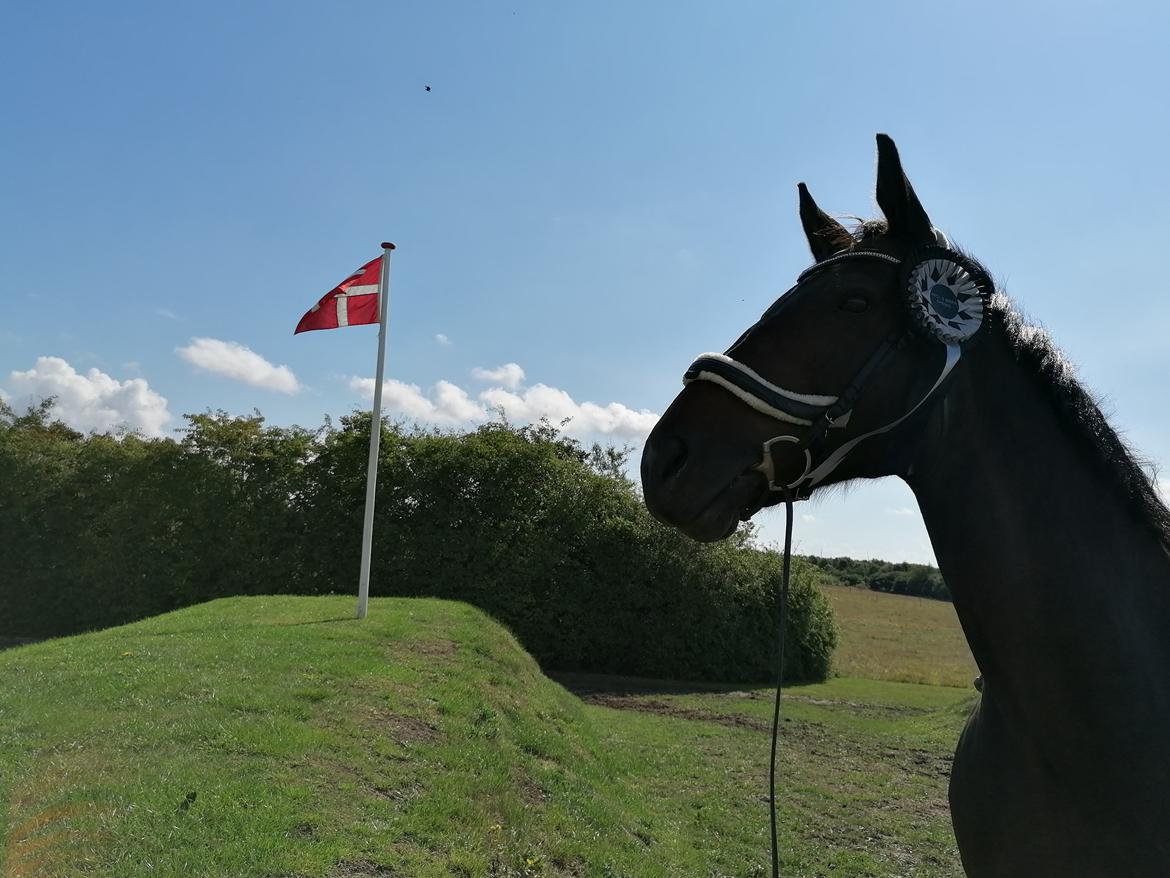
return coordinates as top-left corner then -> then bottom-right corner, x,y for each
904,247 -> 990,345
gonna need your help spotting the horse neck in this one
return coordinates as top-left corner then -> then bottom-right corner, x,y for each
905,327 -> 1170,719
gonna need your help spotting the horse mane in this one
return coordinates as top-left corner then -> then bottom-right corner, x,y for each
989,294 -> 1170,545
842,218 -> 1170,545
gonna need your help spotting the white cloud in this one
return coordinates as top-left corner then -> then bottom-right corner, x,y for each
5,356 -> 171,437
348,364 -> 659,439
348,377 -> 377,401
155,307 -> 182,321
435,333 -> 452,347
479,383 -> 658,439
176,338 -> 301,394
349,377 -> 484,424
884,507 -> 917,517
471,362 -> 525,390
435,381 -> 486,421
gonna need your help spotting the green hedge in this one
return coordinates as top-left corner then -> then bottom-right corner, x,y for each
0,402 -> 836,682
805,554 -> 950,601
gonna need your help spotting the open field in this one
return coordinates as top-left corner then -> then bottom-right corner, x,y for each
821,585 -> 979,688
1,595 -> 977,877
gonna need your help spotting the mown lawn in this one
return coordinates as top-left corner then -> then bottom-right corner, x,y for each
0,595 -> 976,877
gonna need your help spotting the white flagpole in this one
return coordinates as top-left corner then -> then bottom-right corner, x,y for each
356,242 -> 395,619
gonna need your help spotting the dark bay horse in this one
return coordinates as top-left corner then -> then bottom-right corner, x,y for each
641,135 -> 1170,876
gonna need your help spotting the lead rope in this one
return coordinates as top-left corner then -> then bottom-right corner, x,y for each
769,491 -> 794,878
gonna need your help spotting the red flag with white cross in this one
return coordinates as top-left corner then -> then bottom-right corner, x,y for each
294,255 -> 383,333
296,242 -> 396,622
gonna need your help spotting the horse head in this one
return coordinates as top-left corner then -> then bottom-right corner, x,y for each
641,134 -> 992,542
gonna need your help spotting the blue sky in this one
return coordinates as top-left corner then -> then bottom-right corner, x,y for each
4,2 -> 1170,563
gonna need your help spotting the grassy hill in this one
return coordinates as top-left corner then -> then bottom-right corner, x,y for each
1,594 -> 977,877
821,584 -> 979,688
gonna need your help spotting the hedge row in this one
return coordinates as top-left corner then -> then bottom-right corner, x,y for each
0,402 -> 837,682
805,554 -> 950,601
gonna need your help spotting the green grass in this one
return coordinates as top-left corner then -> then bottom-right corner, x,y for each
1,595 -> 976,877
820,584 -> 979,688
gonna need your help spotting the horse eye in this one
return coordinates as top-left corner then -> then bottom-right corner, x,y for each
839,296 -> 869,313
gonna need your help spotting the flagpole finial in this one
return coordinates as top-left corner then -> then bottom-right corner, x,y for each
381,242 -> 396,250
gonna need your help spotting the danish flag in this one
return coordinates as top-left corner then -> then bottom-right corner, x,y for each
294,255 -> 383,334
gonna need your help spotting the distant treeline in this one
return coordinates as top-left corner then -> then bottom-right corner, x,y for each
804,555 -> 950,602
0,400 -> 838,683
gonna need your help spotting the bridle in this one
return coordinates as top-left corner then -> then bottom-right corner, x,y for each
678,239 -> 992,878
682,242 -> 988,500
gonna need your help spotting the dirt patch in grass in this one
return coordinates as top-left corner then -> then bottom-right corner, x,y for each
412,638 -> 458,658
513,768 -> 547,804
895,747 -> 954,781
368,781 -> 424,804
552,672 -> 744,697
368,710 -> 440,745
580,693 -> 771,732
723,688 -> 930,716
784,693 -> 933,718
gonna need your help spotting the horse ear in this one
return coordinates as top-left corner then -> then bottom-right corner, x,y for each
875,134 -> 933,243
798,182 -> 852,262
